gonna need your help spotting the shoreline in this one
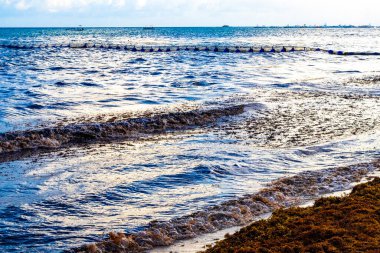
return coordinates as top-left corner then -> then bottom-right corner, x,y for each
150,171 -> 379,253
203,177 -> 380,253
149,216 -> 269,253
71,160 -> 380,253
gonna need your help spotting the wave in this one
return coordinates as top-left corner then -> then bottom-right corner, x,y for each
69,160 -> 379,252
0,105 -> 244,155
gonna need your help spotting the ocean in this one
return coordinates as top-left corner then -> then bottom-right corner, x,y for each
0,27 -> 380,252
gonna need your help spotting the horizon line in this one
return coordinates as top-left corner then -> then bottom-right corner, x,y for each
0,25 -> 379,29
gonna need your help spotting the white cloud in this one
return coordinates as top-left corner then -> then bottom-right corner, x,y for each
0,0 -> 379,25
135,0 -> 146,9
1,0 -> 127,12
15,0 -> 31,10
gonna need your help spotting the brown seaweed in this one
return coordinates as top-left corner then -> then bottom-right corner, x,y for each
204,177 -> 380,253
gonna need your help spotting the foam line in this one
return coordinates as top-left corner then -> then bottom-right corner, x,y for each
0,105 -> 244,155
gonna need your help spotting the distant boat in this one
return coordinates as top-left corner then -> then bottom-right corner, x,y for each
66,25 -> 85,31
222,25 -> 230,28
143,26 -> 155,30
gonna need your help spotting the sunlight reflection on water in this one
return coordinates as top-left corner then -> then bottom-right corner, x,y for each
0,27 -> 380,252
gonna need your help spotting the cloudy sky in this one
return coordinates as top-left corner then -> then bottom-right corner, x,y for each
0,0 -> 379,27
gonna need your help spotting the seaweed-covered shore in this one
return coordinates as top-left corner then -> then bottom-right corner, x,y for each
204,178 -> 380,253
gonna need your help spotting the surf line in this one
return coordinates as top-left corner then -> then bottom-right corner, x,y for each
0,105 -> 245,156
1,43 -> 380,56
69,160 -> 380,253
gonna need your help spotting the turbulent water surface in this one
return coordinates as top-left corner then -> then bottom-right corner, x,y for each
0,27 -> 380,252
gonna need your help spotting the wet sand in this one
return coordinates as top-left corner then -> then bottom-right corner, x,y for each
149,215 -> 271,253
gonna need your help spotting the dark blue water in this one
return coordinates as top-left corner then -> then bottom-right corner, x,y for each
1,27 -> 380,252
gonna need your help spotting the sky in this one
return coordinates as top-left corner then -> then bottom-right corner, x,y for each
0,0 -> 379,27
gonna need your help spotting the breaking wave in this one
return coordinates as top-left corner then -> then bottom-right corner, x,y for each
0,105 -> 244,155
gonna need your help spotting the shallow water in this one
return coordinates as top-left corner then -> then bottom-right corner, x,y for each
0,27 -> 380,252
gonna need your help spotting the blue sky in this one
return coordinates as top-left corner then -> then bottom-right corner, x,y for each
0,0 -> 379,27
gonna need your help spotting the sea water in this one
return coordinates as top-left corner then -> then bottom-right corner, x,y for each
0,27 -> 380,252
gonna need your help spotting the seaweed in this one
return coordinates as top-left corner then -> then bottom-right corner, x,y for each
204,178 -> 380,253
